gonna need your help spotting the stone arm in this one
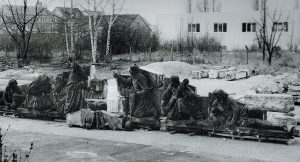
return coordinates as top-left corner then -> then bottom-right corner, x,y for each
3,87 -> 11,105
134,74 -> 149,90
3,86 -> 23,105
161,84 -> 173,106
113,73 -> 132,89
175,84 -> 197,99
228,97 -> 240,125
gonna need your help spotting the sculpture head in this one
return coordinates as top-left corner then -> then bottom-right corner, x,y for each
8,79 -> 17,88
129,64 -> 140,77
212,89 -> 228,104
170,75 -> 180,87
71,62 -> 81,73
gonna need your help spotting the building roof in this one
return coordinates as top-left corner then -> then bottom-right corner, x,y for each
52,7 -> 84,18
81,10 -> 104,16
101,14 -> 150,28
1,5 -> 49,16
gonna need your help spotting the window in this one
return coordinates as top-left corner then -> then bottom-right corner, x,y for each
242,23 -> 256,32
214,23 -> 227,32
188,23 -> 200,32
273,22 -> 288,32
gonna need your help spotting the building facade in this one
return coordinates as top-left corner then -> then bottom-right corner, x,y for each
0,3 -> 58,34
157,0 -> 300,50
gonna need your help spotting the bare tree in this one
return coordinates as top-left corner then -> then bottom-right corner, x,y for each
251,0 -> 260,11
197,0 -> 210,12
211,0 -> 221,12
81,0 -> 109,63
0,0 -> 45,66
196,0 -> 220,12
105,0 -> 126,63
253,0 -> 267,61
255,10 -> 288,65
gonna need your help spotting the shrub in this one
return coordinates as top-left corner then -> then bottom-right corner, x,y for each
278,53 -> 296,68
196,33 -> 222,52
248,44 -> 259,52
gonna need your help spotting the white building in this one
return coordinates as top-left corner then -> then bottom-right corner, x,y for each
157,0 -> 300,50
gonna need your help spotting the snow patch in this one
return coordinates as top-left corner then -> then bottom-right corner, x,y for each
141,61 -> 198,78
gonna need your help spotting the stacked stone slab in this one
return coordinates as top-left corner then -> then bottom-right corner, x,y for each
238,94 -> 297,126
238,94 -> 294,113
192,70 -> 209,79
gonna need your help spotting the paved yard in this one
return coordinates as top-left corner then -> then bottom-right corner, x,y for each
1,117 -> 299,162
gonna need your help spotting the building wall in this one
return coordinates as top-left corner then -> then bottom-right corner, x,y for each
186,0 -> 299,13
35,14 -> 59,33
131,16 -> 152,34
157,0 -> 300,50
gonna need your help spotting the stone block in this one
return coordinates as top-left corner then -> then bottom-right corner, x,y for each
238,94 -> 295,113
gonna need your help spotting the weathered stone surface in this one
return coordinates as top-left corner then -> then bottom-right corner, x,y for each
225,70 -> 248,81
66,111 -> 82,127
235,71 -> 248,80
225,72 -> 235,81
66,109 -> 95,128
238,94 -> 295,113
98,110 -> 125,130
192,70 -> 209,79
86,99 -> 107,111
209,70 -> 229,79
209,70 -> 219,79
267,112 -> 297,126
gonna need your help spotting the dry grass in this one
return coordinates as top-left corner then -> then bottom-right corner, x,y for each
1,50 -> 299,76
113,50 -> 300,75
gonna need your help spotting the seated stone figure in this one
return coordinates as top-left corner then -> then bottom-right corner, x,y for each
204,89 -> 243,127
113,64 -> 158,118
0,79 -> 25,110
205,89 -> 292,132
64,63 -> 88,114
161,76 -> 200,120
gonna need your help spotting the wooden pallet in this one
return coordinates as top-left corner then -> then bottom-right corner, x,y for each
0,108 -> 65,120
129,117 -> 160,130
165,120 -> 295,144
208,131 -> 295,145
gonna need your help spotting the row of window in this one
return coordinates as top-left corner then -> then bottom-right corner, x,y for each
188,22 -> 288,33
38,17 -> 56,23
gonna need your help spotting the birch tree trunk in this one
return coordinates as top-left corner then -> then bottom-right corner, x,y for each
104,0 -> 125,63
70,0 -> 75,59
65,23 -> 70,59
105,22 -> 112,63
89,15 -> 97,63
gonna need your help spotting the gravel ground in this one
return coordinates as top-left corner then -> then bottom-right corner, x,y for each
0,117 -> 299,162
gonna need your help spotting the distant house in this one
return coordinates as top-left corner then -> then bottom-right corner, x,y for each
52,7 -> 88,39
0,3 -> 58,33
81,10 -> 103,17
52,7 -> 84,20
157,0 -> 300,50
104,14 -> 152,34
99,14 -> 154,54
